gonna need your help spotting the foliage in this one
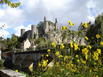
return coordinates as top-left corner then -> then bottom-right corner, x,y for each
0,34 -> 20,51
0,60 -> 4,69
23,43 -> 103,77
19,19 -> 103,77
0,0 -> 20,8
86,13 -> 103,45
1,14 -> 103,77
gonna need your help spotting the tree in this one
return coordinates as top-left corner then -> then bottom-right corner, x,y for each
0,34 -> 20,51
0,0 -> 20,8
86,13 -> 103,45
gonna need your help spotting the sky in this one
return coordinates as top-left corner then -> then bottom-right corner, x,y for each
0,0 -> 103,38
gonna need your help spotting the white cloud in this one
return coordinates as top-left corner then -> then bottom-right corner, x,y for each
87,16 -> 95,22
0,23 -> 9,29
0,7 -> 25,27
14,24 -> 32,36
0,0 -> 103,38
0,9 -> 4,17
42,0 -> 71,11
86,0 -> 96,8
0,23 -> 10,38
0,0 -> 91,27
0,29 -> 9,38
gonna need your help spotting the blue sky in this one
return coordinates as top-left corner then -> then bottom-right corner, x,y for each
0,0 -> 103,38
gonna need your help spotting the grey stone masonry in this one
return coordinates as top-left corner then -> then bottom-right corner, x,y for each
0,69 -> 26,77
21,29 -> 25,36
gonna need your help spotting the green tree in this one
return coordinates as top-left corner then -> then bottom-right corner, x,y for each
0,0 -> 20,8
0,34 -> 20,51
86,13 -> 103,45
7,34 -> 20,50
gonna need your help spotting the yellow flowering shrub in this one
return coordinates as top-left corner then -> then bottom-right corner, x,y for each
28,19 -> 103,77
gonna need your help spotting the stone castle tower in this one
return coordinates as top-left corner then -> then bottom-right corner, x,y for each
21,29 -> 25,36
31,25 -> 38,39
43,16 -> 58,33
31,25 -> 35,39
54,18 -> 58,30
44,16 -> 49,33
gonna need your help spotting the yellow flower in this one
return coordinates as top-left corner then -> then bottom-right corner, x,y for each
60,43 -> 65,49
70,41 -> 73,48
15,70 -> 18,72
46,54 -> 49,57
29,63 -> 33,72
81,59 -> 86,64
64,56 -> 69,61
93,51 -> 99,61
55,51 -> 60,56
51,42 -> 56,48
68,20 -> 74,26
96,34 -> 101,39
38,62 -> 41,67
85,54 -> 88,60
96,49 -> 101,54
58,55 -> 63,58
74,43 -> 79,51
77,59 -> 80,62
94,51 -> 99,56
89,69 -> 92,73
87,45 -> 92,49
85,36 -> 88,40
75,55 -> 79,58
100,41 -> 103,46
82,22 -> 89,28
82,48 -> 89,55
96,75 -> 98,77
42,60 -> 48,67
68,56 -> 72,59
61,26 -> 68,30
93,55 -> 99,61
47,49 -> 51,52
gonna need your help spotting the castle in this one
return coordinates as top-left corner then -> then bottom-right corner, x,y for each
19,17 -> 86,50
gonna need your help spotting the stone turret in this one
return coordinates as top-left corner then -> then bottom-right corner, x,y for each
21,29 -> 25,36
54,18 -> 58,30
44,16 -> 49,33
31,25 -> 35,39
44,16 -> 46,22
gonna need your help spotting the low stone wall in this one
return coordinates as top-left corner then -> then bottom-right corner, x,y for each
0,69 -> 26,77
